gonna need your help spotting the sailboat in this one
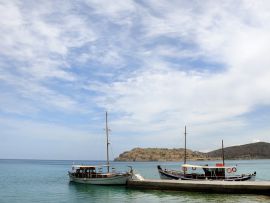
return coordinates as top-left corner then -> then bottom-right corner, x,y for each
68,112 -> 133,185
157,126 -> 256,181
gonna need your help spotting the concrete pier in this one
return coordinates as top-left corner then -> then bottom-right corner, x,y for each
127,179 -> 270,195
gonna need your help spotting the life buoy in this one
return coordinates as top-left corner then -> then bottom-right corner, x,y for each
232,167 -> 237,173
192,167 -> 196,170
226,168 -> 232,173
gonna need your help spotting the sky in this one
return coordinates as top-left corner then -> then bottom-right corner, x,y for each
1,0 -> 270,160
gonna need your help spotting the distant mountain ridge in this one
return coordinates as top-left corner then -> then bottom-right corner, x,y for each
207,142 -> 270,160
114,142 -> 270,161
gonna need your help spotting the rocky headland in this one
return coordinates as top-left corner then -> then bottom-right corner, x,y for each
114,142 -> 270,161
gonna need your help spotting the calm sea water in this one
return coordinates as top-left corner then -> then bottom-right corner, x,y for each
0,159 -> 269,203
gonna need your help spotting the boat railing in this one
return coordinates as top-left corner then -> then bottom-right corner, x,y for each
162,168 -> 183,174
72,171 -> 113,179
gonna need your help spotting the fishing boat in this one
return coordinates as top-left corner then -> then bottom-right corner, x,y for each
157,164 -> 256,181
68,112 -> 133,185
157,126 -> 256,181
69,165 -> 132,185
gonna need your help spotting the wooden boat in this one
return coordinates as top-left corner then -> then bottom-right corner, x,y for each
157,126 -> 256,181
157,164 -> 256,181
69,165 -> 132,185
68,112 -> 133,185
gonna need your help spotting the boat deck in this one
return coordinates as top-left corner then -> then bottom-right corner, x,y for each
127,179 -> 270,195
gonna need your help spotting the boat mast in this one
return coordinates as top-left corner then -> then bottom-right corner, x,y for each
183,126 -> 187,175
105,111 -> 110,173
222,139 -> 225,166
184,125 -> 187,164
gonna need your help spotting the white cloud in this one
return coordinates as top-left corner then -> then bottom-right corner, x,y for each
0,0 -> 97,113
252,139 -> 261,143
0,1 -> 96,62
85,0 -> 136,24
85,0 -> 270,150
1,0 -> 270,158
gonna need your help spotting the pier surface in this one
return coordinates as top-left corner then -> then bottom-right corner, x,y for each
127,179 -> 270,195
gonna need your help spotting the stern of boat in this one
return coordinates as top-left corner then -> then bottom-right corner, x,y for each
250,171 -> 256,181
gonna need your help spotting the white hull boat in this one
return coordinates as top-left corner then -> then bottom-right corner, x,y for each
69,169 -> 131,185
68,112 -> 134,185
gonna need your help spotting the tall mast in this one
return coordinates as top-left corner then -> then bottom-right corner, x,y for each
184,125 -> 187,164
105,111 -> 110,173
222,139 -> 225,166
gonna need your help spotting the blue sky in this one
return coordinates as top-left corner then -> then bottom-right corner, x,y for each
1,0 -> 270,160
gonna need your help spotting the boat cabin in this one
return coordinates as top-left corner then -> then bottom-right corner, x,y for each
202,167 -> 225,179
70,165 -> 113,179
182,164 -> 229,180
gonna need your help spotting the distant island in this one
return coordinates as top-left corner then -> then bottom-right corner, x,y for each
114,142 -> 270,161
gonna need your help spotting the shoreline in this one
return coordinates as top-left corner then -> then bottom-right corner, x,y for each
114,157 -> 270,162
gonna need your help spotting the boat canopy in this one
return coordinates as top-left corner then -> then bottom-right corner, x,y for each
72,165 -> 110,169
182,164 -> 233,169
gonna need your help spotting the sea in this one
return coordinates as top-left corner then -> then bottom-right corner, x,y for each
0,159 -> 269,203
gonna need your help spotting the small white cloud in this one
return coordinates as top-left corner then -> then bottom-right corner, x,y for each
252,139 -> 261,143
